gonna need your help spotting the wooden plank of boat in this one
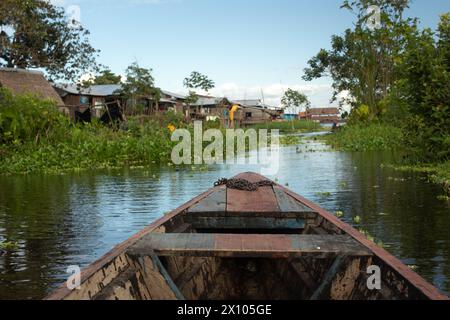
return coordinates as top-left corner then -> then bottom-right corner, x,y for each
187,186 -> 227,213
185,216 -> 306,230
127,233 -> 372,259
227,185 -> 280,213
45,172 -> 449,300
273,186 -> 315,213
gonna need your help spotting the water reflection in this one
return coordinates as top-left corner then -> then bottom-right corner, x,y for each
0,138 -> 449,299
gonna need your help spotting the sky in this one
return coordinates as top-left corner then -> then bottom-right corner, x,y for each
51,0 -> 450,109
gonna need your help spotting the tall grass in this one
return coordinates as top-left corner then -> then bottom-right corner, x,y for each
322,122 -> 404,152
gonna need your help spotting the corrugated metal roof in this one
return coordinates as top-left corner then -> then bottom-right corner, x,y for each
194,97 -> 230,106
54,84 -> 122,96
55,84 -> 188,101
161,90 -> 186,100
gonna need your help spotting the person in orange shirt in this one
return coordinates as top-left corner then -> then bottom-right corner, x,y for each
229,104 -> 239,128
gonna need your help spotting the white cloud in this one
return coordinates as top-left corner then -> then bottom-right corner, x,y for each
48,0 -> 66,6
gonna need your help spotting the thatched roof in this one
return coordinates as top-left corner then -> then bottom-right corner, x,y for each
0,68 -> 65,106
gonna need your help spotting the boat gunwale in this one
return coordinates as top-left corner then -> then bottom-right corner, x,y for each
45,187 -> 216,300
279,184 -> 449,300
45,172 -> 449,300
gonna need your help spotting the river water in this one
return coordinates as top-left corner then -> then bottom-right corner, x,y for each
0,135 -> 449,299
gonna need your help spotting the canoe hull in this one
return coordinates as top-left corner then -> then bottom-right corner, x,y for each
46,173 -> 447,300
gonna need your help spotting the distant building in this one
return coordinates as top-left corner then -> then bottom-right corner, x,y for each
54,84 -> 122,119
0,67 -> 66,113
299,108 -> 341,123
160,90 -> 186,114
231,99 -> 281,126
54,84 -> 186,119
189,96 -> 232,121
283,114 -> 299,121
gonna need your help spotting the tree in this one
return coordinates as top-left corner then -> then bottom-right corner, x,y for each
185,91 -> 199,105
92,69 -> 122,85
183,71 -> 215,93
390,13 -> 450,161
302,0 -> 414,117
183,72 -> 214,119
0,0 -> 100,82
281,88 -> 310,112
117,62 -> 161,115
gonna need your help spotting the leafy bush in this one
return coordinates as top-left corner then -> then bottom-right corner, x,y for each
0,88 -> 69,145
322,122 -> 403,152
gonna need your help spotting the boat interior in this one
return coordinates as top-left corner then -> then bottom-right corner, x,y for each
50,174 -> 439,300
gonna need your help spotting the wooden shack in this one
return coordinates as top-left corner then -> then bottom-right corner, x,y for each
54,84 -> 123,119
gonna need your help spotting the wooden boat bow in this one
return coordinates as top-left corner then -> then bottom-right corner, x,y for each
46,172 -> 448,300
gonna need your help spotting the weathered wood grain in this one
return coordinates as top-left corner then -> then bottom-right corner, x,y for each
227,186 -> 279,213
188,186 -> 227,213
186,216 -> 305,230
128,233 -> 372,259
273,186 -> 314,213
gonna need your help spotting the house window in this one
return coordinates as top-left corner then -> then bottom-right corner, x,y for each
80,96 -> 89,105
245,112 -> 252,118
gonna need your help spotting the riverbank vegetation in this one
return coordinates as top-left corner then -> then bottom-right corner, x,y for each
304,1 -> 449,194
322,122 -> 403,152
0,89 -> 183,174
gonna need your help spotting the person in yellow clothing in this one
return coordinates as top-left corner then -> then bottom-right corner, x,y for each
229,104 -> 239,128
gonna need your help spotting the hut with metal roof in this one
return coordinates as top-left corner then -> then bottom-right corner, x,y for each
54,84 -> 187,119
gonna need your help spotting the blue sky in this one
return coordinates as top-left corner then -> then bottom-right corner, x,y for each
54,0 -> 450,108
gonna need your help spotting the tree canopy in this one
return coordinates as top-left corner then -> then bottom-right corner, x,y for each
281,89 -> 310,111
302,0 -> 414,116
0,0 -> 100,82
117,62 -> 161,111
91,69 -> 122,85
183,71 -> 215,93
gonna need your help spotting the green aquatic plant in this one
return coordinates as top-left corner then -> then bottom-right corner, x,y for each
353,215 -> 362,224
315,191 -> 332,198
335,211 -> 344,218
279,135 -> 302,146
437,195 -> 450,201
0,241 -> 19,251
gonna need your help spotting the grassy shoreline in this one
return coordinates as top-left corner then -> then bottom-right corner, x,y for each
320,122 -> 450,196
0,91 -> 323,175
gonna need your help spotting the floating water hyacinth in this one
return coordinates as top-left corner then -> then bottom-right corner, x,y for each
0,241 -> 19,251
335,211 -> 344,218
316,191 -> 332,197
353,215 -> 361,224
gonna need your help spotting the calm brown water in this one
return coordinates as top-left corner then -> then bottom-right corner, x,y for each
0,137 -> 449,299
